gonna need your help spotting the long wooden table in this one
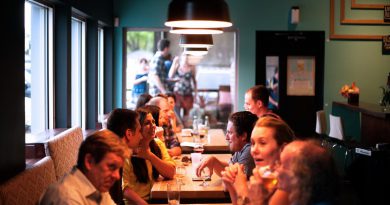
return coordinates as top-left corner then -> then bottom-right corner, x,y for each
179,129 -> 230,153
150,154 -> 232,203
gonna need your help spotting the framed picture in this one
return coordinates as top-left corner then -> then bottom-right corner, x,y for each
287,56 -> 315,96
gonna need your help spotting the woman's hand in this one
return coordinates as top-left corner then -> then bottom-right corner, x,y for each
247,167 -> 268,204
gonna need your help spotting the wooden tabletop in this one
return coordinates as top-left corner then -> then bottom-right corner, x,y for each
179,129 -> 230,153
150,154 -> 232,200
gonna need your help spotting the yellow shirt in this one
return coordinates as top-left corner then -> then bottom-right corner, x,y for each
122,138 -> 175,201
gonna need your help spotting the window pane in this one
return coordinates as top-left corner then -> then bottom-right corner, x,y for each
71,18 -> 86,128
98,27 -> 104,123
25,1 -> 52,139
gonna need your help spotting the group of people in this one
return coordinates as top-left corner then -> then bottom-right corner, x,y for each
38,84 -> 340,205
132,39 -> 197,124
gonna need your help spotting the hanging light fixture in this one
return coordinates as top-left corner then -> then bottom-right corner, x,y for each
183,47 -> 209,56
179,34 -> 213,48
170,27 -> 223,35
165,0 -> 232,34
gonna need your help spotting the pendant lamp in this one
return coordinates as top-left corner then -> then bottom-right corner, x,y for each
183,47 -> 208,56
170,27 -> 223,35
179,34 -> 213,48
165,0 -> 232,34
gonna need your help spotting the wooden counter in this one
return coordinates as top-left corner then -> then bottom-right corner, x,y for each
333,101 -> 390,146
179,129 -> 230,153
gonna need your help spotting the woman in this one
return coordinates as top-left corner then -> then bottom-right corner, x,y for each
122,108 -> 175,205
168,54 -> 197,122
222,116 -> 294,205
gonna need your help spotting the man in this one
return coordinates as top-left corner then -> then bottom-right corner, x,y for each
40,130 -> 130,205
147,96 -> 182,156
244,85 -> 280,119
196,111 -> 258,179
106,108 -> 143,205
149,39 -> 171,95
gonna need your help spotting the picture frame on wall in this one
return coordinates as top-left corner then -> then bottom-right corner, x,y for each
287,56 -> 316,96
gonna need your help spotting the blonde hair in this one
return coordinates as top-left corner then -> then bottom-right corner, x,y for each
255,116 -> 295,145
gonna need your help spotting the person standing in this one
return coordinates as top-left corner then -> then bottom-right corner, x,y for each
132,58 -> 150,103
168,54 -> 197,122
149,39 -> 170,96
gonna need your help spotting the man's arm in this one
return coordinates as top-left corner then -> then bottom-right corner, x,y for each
150,73 -> 167,94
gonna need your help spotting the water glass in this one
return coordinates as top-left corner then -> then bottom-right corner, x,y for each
175,165 -> 186,185
167,182 -> 181,205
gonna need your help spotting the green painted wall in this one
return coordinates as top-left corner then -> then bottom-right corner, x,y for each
113,0 -> 390,116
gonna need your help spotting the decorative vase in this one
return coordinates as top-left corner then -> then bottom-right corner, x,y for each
348,93 -> 359,105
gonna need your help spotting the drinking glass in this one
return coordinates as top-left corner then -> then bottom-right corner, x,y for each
175,165 -> 186,185
259,166 -> 278,192
167,182 -> 181,205
200,167 -> 210,187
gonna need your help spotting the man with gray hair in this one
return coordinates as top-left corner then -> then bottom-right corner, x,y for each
147,96 -> 182,156
40,130 -> 130,205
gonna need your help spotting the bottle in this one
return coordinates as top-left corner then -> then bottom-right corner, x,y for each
204,115 -> 210,137
192,115 -> 200,143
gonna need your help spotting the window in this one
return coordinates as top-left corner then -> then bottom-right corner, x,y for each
97,27 -> 104,123
71,17 -> 86,128
25,0 -> 54,140
124,29 -> 237,127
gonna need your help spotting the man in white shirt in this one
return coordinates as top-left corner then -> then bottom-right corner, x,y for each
39,129 -> 130,205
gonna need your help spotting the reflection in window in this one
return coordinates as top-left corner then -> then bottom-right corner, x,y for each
71,17 -> 86,128
98,27 -> 104,122
266,56 -> 279,111
125,30 -> 237,127
24,1 -> 53,140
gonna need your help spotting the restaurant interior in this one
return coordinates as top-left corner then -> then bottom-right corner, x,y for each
1,0 -> 389,204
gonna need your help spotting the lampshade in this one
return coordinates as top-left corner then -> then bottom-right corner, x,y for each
183,47 -> 208,56
165,0 -> 232,28
179,34 -> 213,48
170,27 -> 223,35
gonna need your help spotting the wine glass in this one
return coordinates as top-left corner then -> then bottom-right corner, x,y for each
175,165 -> 186,185
200,167 -> 210,187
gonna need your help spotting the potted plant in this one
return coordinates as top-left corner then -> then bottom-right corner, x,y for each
340,82 -> 360,105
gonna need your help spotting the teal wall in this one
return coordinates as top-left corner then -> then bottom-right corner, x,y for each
113,0 -> 390,116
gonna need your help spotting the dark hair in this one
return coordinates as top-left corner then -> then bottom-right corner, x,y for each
77,129 -> 129,172
107,109 -> 139,138
228,111 -> 258,142
157,39 -> 170,51
135,93 -> 152,109
247,85 -> 269,106
143,105 -> 161,126
166,92 -> 176,102
255,116 -> 295,146
130,108 -> 163,183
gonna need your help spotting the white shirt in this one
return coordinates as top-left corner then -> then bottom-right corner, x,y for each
39,167 -> 115,205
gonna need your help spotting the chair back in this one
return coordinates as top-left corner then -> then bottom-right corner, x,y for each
0,157 -> 56,205
46,127 -> 83,180
329,114 -> 344,140
315,110 -> 327,134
